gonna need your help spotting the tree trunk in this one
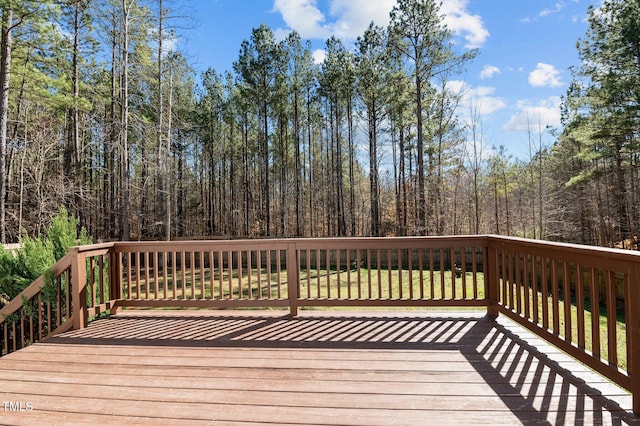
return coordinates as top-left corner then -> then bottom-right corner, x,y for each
72,1 -> 82,224
157,0 -> 165,238
0,8 -> 12,243
294,89 -> 301,236
347,95 -> 355,236
415,71 -> 425,236
165,67 -> 173,240
263,99 -> 270,236
120,0 -> 131,241
369,105 -> 379,237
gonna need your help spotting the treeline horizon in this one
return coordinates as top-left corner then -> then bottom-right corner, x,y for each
0,0 -> 638,249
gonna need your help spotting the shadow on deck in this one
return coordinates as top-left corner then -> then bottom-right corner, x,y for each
0,310 -> 637,425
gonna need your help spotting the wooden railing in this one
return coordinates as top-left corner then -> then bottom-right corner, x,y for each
0,235 -> 638,414
0,243 -> 116,355
488,236 -> 640,415
111,237 -> 487,315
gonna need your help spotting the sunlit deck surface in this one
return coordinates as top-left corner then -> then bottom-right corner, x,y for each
0,310 -> 636,425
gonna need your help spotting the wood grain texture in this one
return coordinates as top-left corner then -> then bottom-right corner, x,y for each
0,310 -> 635,425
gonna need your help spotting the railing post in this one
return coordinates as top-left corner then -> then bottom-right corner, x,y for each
628,261 -> 640,415
286,242 -> 299,317
71,247 -> 88,330
485,239 -> 499,319
109,247 -> 122,315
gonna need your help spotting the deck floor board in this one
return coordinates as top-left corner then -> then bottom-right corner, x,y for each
0,310 -> 636,425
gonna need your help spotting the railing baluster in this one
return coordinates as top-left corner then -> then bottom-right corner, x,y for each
357,249 -> 362,299
144,252 -> 150,300
276,249 -> 282,300
248,250 -> 254,300
450,248 -> 456,300
316,249 -> 321,299
523,254 -> 530,319
376,250 -> 381,298
541,257 -> 549,330
286,242 -> 299,316
461,248 -> 467,300
563,262 -> 572,343
89,257 -> 95,308
606,270 -> 617,367
346,249 -> 351,299
398,249 -> 403,299
200,251 -> 205,300
440,248 -> 446,299
172,251 -> 178,300
227,251 -> 233,300
337,249 -> 342,299
38,294 -> 43,341
56,276 -> 62,327
11,321 -> 16,352
429,249 -> 435,300
99,256 -> 105,304
325,250 -> 330,299
551,259 -> 560,335
305,250 -> 311,299
590,267 -> 601,359
419,248 -> 424,300
387,249 -> 392,299
576,264 -> 585,349
515,252 -> 522,315
189,251 -> 196,299
508,250 -> 514,310
257,250 -> 262,299
153,252 -> 159,300
267,250 -> 272,299
28,305 -> 34,345
408,249 -> 413,299
532,255 -> 539,324
181,251 -> 187,300
471,247 -> 477,300
3,322 -> 7,355
65,269 -> 71,320
19,310 -> 24,350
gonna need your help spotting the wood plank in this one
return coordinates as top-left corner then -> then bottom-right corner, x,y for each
0,310 -> 634,425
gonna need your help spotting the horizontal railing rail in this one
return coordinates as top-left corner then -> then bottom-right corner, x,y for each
0,235 -> 637,414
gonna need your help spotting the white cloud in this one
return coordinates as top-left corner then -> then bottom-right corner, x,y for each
521,2 -> 567,22
503,97 -> 562,132
273,0 -> 331,39
312,48 -> 326,64
329,0 -> 395,38
272,0 -> 395,41
440,0 -> 489,49
480,65 -> 501,79
539,2 -> 565,17
449,80 -> 507,117
528,63 -> 563,88
272,0 -> 489,48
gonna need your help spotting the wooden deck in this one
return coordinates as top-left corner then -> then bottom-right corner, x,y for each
0,310 -> 636,425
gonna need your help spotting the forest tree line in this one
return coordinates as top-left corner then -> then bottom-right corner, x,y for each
0,0 -> 638,248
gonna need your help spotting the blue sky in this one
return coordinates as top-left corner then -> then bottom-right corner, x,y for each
182,0 -> 597,160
